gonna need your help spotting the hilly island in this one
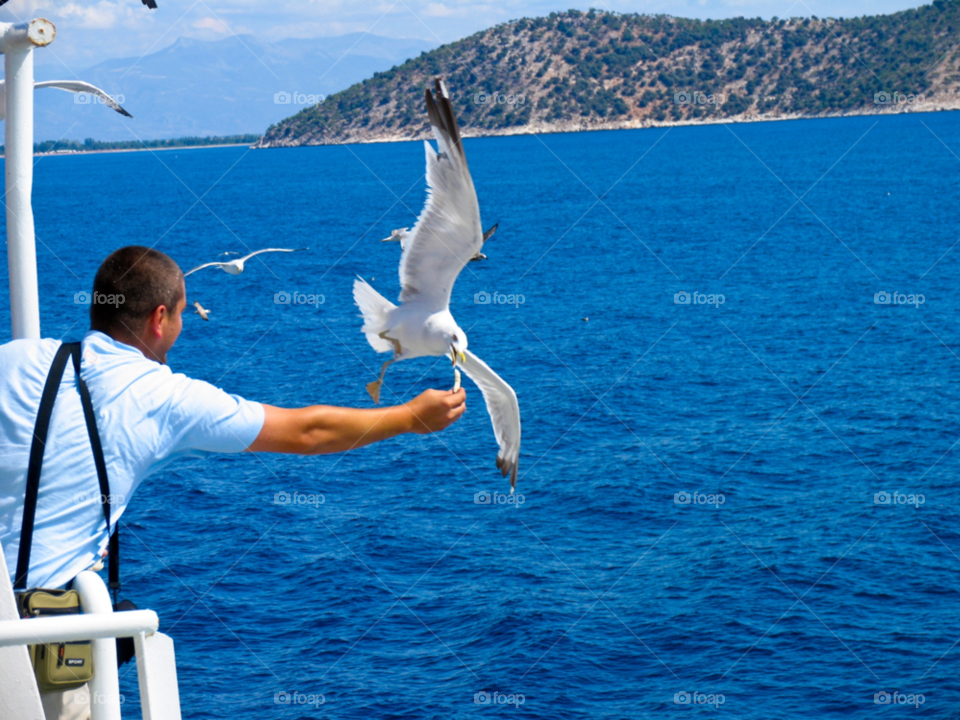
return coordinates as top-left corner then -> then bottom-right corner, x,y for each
259,1 -> 960,148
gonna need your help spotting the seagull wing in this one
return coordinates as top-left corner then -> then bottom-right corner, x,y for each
34,81 -> 133,118
184,262 -> 227,277
460,349 -> 521,491
398,80 -> 483,310
237,247 -> 301,263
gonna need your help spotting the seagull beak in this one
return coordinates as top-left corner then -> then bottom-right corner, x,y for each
451,345 -> 457,367
459,350 -> 466,364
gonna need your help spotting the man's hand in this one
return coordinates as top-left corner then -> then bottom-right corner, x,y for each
406,388 -> 467,434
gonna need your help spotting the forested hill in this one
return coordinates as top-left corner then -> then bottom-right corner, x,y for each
259,2 -> 960,147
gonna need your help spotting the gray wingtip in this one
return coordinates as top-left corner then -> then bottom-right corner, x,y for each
495,454 -> 518,492
425,76 -> 466,167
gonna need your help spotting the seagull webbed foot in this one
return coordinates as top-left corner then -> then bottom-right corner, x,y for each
367,357 -> 394,404
366,379 -> 383,404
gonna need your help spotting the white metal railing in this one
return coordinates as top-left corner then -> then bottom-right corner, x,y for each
0,607 -> 159,645
1,564 -> 182,719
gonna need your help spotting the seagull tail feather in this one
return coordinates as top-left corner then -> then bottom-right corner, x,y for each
353,277 -> 396,354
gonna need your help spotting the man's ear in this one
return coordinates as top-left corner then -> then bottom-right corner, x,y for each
146,305 -> 168,339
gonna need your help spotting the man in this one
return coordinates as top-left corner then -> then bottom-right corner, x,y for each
0,246 -> 466,719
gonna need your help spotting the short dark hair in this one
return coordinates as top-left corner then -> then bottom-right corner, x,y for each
90,246 -> 184,336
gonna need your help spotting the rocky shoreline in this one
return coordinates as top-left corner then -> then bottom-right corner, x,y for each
253,96 -> 960,149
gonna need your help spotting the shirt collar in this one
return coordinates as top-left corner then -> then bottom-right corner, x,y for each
83,330 -> 147,359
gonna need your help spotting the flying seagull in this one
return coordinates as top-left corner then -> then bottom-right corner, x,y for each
353,79 -> 521,491
184,248 -> 305,277
0,80 -> 133,122
193,301 -> 210,321
381,227 -> 410,245
383,222 -> 498,262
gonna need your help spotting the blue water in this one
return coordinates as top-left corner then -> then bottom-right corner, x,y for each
2,111 -> 960,718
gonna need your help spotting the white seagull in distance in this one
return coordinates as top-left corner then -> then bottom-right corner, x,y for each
184,248 -> 306,277
354,78 -> 521,491
0,79 -> 132,121
383,222 -> 498,262
381,227 -> 410,245
193,301 -> 211,321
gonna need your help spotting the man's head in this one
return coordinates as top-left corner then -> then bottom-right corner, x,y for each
90,246 -> 186,364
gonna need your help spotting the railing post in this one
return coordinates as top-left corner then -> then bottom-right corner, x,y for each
135,630 -> 183,720
73,571 -> 122,720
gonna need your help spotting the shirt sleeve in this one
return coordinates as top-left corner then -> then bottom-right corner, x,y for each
161,374 -> 265,456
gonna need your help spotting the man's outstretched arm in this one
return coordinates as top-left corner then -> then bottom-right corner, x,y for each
247,388 -> 466,455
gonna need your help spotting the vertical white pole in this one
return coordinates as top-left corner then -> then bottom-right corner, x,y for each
1,19 -> 55,341
5,43 -> 39,340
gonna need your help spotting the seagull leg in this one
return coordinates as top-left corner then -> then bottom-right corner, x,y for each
367,332 -> 402,404
367,360 -> 393,404
383,333 -> 403,356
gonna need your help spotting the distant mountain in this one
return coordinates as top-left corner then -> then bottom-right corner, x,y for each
29,33 -> 437,142
259,1 -> 960,147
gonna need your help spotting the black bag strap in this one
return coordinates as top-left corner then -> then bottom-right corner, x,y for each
69,346 -> 120,598
15,342 -> 119,598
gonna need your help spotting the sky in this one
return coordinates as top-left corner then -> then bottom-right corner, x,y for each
0,0 -> 932,70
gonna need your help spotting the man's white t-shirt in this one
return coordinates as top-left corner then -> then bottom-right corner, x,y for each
0,330 -> 265,589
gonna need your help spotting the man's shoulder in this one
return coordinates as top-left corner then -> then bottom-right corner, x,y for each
80,333 -> 225,411
0,337 -> 62,368
0,339 -> 65,406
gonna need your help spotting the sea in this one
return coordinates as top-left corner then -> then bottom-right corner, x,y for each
2,110 -> 960,718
